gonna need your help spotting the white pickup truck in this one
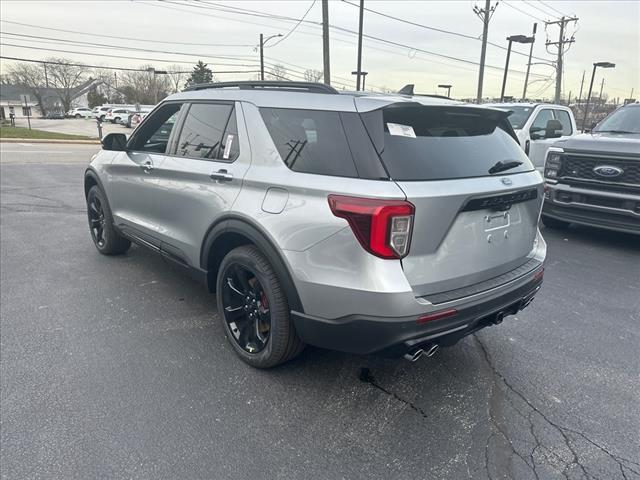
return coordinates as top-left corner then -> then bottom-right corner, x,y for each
485,103 -> 577,172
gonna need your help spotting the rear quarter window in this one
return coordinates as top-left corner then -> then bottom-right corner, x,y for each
260,108 -> 359,178
361,105 -> 534,181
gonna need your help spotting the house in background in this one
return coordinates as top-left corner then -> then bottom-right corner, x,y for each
0,79 -> 101,119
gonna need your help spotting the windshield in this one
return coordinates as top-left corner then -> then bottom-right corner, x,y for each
594,106 -> 640,133
494,105 -> 535,129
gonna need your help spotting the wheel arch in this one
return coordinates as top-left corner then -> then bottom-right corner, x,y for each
84,168 -> 105,198
201,216 -> 304,313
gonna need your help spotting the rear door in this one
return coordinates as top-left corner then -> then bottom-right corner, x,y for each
358,103 -> 543,296
151,101 -> 250,264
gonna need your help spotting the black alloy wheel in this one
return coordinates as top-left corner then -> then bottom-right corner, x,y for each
88,193 -> 106,248
221,263 -> 271,354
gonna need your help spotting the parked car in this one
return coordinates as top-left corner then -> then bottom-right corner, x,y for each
104,108 -> 132,124
93,106 -> 112,122
68,107 -> 93,119
485,103 -> 577,172
542,102 -> 639,234
129,111 -> 149,129
85,81 -> 546,368
122,108 -> 152,128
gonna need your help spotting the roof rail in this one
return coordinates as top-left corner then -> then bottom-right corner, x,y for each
184,81 -> 339,94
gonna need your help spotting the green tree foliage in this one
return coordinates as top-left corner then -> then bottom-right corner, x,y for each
186,61 -> 214,86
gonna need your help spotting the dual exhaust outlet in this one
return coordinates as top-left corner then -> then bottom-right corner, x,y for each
404,344 -> 439,362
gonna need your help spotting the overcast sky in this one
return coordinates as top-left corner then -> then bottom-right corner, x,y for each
0,0 -> 638,100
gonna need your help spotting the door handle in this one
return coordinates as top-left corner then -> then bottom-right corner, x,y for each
210,169 -> 233,182
141,160 -> 154,173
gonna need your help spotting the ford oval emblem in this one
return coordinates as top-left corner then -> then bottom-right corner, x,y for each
501,177 -> 513,186
593,165 -> 624,178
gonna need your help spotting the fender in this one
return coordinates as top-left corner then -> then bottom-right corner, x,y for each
200,215 -> 304,313
84,167 -> 107,198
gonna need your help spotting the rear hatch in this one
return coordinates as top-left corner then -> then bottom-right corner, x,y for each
358,102 -> 543,297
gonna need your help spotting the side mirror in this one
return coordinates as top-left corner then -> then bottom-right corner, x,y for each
101,132 -> 127,151
545,119 -> 563,139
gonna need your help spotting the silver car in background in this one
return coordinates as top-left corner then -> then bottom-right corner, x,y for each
85,81 -> 546,368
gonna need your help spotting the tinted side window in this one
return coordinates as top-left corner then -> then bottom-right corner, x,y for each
260,108 -> 358,178
531,109 -> 554,132
554,110 -> 573,135
129,103 -> 182,153
218,108 -> 240,162
176,103 -> 232,160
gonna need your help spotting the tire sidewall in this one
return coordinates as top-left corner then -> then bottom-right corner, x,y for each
87,187 -> 113,252
216,249 -> 286,366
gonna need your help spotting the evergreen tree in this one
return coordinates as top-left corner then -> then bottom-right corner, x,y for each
186,61 -> 214,86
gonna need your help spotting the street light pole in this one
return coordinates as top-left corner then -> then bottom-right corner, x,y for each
259,33 -> 283,81
501,35 -> 534,102
355,0 -> 365,90
522,22 -> 537,100
582,62 -> 615,131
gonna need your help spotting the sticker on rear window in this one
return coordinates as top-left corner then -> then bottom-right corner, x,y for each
223,134 -> 234,159
387,123 -> 416,138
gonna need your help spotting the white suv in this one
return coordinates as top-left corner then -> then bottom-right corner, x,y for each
68,107 -> 93,119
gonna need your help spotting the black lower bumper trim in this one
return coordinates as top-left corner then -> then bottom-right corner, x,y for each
291,275 -> 543,357
543,202 -> 640,234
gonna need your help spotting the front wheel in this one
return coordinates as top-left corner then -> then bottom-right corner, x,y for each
86,186 -> 131,255
541,215 -> 570,229
74,114 -> 81,119
216,246 -> 304,368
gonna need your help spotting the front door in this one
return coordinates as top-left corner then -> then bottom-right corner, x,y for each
528,108 -> 556,172
152,101 -> 251,264
106,102 -> 184,248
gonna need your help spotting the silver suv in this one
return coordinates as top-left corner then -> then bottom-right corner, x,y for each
85,81 -> 546,368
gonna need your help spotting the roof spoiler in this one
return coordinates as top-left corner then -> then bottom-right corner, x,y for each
397,84 -> 451,99
397,84 -> 414,95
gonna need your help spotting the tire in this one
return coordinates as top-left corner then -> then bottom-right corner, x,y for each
86,186 -> 131,255
541,215 -> 570,229
74,114 -> 81,119
114,117 -> 120,124
216,245 -> 304,368
100,115 -> 106,122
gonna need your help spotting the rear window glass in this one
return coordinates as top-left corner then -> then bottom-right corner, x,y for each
260,108 -> 358,177
361,105 -> 533,181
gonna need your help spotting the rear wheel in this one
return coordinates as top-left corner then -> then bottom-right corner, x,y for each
86,186 -> 131,255
541,215 -> 570,229
216,245 -> 304,368
74,114 -> 81,119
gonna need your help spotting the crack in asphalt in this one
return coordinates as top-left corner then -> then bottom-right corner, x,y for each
357,367 -> 429,420
474,334 -> 639,480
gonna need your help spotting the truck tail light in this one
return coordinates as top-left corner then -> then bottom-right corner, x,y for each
328,195 -> 414,259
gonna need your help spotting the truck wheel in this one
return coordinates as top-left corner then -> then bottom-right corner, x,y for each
541,215 -> 570,229
216,245 -> 304,368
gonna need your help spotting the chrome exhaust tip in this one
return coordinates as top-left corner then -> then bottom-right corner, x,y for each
404,349 -> 424,362
425,344 -> 439,357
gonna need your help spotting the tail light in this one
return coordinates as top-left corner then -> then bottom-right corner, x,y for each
328,195 -> 414,259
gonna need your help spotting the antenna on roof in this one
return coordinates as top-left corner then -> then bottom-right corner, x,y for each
398,84 -> 415,95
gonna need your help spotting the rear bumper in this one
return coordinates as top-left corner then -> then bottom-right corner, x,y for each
291,268 -> 543,357
543,183 -> 640,234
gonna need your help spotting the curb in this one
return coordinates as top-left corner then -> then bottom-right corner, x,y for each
0,138 -> 100,145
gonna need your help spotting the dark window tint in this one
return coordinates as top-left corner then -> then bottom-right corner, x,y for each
130,103 -> 182,153
554,110 -> 573,135
501,105 -> 535,129
176,103 -> 232,160
260,108 -> 358,177
361,105 -> 533,181
530,109 -> 554,132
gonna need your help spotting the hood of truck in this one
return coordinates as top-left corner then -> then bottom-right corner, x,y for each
554,132 -> 640,157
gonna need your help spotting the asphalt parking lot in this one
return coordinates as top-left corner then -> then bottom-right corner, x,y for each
1,143 -> 639,480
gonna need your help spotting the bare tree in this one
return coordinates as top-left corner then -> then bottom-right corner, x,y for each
167,65 -> 188,93
268,64 -> 288,81
119,66 -> 171,104
303,69 -> 323,82
45,58 -> 87,112
7,63 -> 48,116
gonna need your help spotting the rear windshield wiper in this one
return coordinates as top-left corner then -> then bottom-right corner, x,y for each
488,160 -> 523,175
594,130 -> 636,134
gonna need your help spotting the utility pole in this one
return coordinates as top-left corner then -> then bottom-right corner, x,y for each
545,16 -> 578,103
260,34 -> 265,81
522,22 -> 537,100
322,0 -> 331,85
474,0 -> 496,103
355,0 -> 365,91
577,70 -> 585,104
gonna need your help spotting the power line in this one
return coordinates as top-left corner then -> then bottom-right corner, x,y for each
522,0 -> 560,19
501,1 -> 547,22
0,19 -> 254,47
537,0 -> 573,18
268,0 -> 317,47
